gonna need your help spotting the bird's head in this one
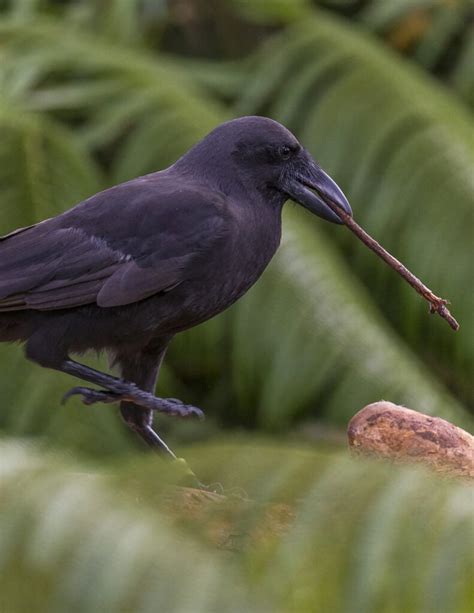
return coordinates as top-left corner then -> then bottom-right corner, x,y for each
175,116 -> 352,224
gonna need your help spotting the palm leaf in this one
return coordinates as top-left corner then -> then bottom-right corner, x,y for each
0,438 -> 472,613
0,18 -> 227,164
0,440 -> 255,613
0,99 -> 134,456
235,11 -> 474,403
0,18 -> 231,451
0,14 -> 471,447
230,209 -> 470,428
227,0 -> 474,107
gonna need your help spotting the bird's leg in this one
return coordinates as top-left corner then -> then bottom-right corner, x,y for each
114,345 -> 176,457
115,347 -> 206,488
60,359 -> 204,419
25,334 -> 205,486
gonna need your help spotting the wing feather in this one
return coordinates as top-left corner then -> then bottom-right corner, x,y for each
97,257 -> 190,308
0,226 -> 123,310
0,176 -> 229,312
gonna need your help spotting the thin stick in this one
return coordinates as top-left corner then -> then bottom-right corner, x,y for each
325,201 -> 459,331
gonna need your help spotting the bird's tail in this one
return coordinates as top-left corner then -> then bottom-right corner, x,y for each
0,313 -> 24,343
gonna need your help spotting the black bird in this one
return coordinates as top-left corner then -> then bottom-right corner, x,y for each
0,116 -> 352,458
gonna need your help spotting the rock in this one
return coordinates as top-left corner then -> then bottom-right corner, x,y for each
348,401 -> 474,479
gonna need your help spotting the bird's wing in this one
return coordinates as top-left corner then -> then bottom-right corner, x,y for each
0,177 -> 229,311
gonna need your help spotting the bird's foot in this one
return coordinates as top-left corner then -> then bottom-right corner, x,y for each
62,385 -> 204,419
160,397 -> 204,419
62,387 -> 120,406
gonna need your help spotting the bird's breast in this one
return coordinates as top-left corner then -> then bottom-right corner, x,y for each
158,207 -> 282,332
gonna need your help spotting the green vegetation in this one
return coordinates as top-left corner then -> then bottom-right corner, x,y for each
1,440 -> 473,612
0,1 -> 472,611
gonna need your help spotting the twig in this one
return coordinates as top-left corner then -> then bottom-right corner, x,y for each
325,201 -> 459,331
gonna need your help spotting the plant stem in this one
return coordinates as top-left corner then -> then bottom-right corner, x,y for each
325,202 -> 460,331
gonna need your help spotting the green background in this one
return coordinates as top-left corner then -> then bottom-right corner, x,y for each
0,1 -> 472,611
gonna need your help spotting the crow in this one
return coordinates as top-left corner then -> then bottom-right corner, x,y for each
0,116 -> 352,458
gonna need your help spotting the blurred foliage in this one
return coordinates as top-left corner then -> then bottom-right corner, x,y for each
0,0 -> 472,447
0,2 -> 473,611
235,12 -> 474,407
0,439 -> 473,613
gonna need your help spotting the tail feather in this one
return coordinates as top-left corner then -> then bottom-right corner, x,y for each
0,313 -> 25,343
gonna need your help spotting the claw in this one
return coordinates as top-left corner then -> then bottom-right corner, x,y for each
163,398 -> 205,420
61,386 -> 205,419
191,407 -> 205,420
62,386 -> 120,406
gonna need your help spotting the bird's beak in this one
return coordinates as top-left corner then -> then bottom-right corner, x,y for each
283,157 -> 352,224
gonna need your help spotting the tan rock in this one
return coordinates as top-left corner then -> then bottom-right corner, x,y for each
348,401 -> 474,479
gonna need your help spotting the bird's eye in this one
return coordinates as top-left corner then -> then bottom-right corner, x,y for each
278,145 -> 292,160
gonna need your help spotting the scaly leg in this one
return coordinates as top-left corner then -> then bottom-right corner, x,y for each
60,359 -> 203,419
25,333 -> 204,483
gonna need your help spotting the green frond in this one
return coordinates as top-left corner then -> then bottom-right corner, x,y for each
0,18 -> 228,157
0,440 -> 255,613
451,28 -> 474,107
0,7 -> 471,611
0,6 -> 471,448
236,11 -> 474,402
230,209 -> 469,428
0,100 -> 102,231
230,0 -> 313,24
1,439 -> 472,613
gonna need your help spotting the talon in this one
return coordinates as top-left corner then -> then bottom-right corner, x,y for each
62,386 -> 88,405
61,385 -> 205,418
62,386 -> 120,406
191,407 -> 205,420
163,398 -> 204,419
62,390 -> 73,405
